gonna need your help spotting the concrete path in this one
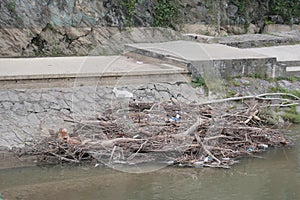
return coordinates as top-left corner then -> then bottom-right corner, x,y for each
247,44 -> 300,75
247,45 -> 300,62
127,40 -> 300,78
127,40 -> 273,61
0,56 -> 189,89
1,40 -> 300,89
126,40 -> 280,78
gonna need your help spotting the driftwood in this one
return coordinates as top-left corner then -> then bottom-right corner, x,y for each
24,93 -> 295,168
195,93 -> 299,107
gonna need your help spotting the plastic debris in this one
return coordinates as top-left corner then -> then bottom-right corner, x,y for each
167,101 -> 173,106
178,163 -> 185,167
258,144 -> 269,149
167,160 -> 175,165
204,156 -> 213,162
169,114 -> 181,122
247,147 -> 254,152
133,134 -> 142,139
136,61 -> 144,65
113,88 -> 133,98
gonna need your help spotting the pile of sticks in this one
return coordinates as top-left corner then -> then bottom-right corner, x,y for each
30,93 -> 298,168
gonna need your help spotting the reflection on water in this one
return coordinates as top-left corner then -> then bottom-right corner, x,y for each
1,126 -> 300,200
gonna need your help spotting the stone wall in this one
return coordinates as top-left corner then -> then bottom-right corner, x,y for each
1,0 -> 300,57
0,83 -> 204,150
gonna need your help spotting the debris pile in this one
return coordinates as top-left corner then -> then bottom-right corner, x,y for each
27,95 -> 293,169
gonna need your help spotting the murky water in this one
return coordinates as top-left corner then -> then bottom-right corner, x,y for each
1,126 -> 300,200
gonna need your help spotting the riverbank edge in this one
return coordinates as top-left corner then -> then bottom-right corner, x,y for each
0,77 -> 299,170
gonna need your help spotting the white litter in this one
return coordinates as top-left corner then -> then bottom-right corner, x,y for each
113,87 -> 133,98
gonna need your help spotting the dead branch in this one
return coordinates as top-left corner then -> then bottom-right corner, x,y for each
194,93 -> 299,105
27,97 -> 290,168
195,134 -> 221,164
172,117 -> 204,140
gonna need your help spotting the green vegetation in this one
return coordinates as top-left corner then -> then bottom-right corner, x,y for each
191,77 -> 206,88
269,86 -> 300,98
42,23 -> 57,33
119,0 -> 182,29
268,86 -> 300,123
153,0 -> 181,29
120,0 -> 137,27
231,80 -> 241,87
282,105 -> 300,123
259,107 -> 281,125
248,73 -> 267,79
6,1 -> 16,14
232,0 -> 246,16
269,0 -> 300,24
264,20 -> 275,25
225,90 -> 237,98
275,76 -> 300,83
231,0 -> 250,30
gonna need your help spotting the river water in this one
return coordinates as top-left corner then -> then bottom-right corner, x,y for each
1,126 -> 300,200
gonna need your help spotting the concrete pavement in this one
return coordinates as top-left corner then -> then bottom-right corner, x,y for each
1,40 -> 300,89
247,45 -> 300,76
247,45 -> 300,62
126,40 -> 279,78
126,40 -> 273,61
126,40 -> 300,78
0,56 -> 190,89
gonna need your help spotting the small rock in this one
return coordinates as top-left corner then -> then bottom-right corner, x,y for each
269,15 -> 284,24
2,102 -> 13,110
0,91 -> 9,101
227,4 -> 238,17
297,106 -> 300,114
27,113 -> 40,125
7,91 -> 19,102
24,101 -> 35,112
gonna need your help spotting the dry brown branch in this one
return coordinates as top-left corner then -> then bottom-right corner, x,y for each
87,138 -> 145,148
109,146 -> 117,164
195,134 -> 221,164
193,93 -> 299,105
244,110 -> 259,124
127,141 -> 148,160
26,97 -> 290,168
204,135 -> 233,141
48,152 -> 80,163
172,117 -> 204,140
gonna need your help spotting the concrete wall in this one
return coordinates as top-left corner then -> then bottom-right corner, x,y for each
189,57 -> 283,80
263,24 -> 300,33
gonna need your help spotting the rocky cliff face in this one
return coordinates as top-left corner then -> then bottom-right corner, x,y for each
0,0 -> 299,57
